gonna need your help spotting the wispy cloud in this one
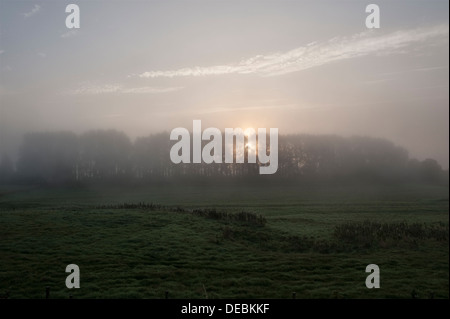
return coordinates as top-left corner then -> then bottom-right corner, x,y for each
136,24 -> 448,79
120,86 -> 184,94
61,30 -> 79,39
0,85 -> 16,96
23,4 -> 41,18
104,113 -> 124,118
65,84 -> 184,95
0,50 -> 4,55
37,52 -> 47,58
378,65 -> 448,77
412,66 -> 449,72
198,103 -> 296,115
363,78 -> 396,84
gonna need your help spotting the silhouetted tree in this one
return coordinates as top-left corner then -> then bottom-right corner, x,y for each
78,130 -> 132,181
0,153 -> 14,183
132,132 -> 171,180
17,132 -> 78,183
9,130 -> 445,185
418,158 -> 443,184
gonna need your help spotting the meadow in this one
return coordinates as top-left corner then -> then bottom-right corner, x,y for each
0,182 -> 448,299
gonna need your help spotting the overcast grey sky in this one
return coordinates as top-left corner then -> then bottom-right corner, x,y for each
0,0 -> 448,167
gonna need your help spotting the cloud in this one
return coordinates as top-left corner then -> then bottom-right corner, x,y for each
0,50 -> 4,55
411,66 -> 448,72
37,52 -> 47,58
61,30 -> 79,38
65,84 -> 184,95
23,4 -> 41,18
0,85 -> 16,96
136,24 -> 448,79
379,65 -> 448,77
197,103 -> 296,115
363,78 -> 396,84
120,86 -> 184,94
104,113 -> 124,118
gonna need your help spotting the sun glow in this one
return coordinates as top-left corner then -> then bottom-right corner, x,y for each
244,128 -> 255,137
244,128 -> 257,155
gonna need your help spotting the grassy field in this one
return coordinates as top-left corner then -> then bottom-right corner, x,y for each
0,183 -> 448,299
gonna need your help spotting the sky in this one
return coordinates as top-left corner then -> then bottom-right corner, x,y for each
0,0 -> 449,168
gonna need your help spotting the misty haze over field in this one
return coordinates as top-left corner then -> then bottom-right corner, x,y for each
0,0 -> 449,169
0,1 -> 449,302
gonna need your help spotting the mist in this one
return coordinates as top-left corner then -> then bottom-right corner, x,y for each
1,1 -> 449,302
1,0 -> 449,169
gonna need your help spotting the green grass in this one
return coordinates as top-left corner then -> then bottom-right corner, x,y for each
0,183 -> 448,299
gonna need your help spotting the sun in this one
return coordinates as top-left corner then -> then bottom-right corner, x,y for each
244,128 -> 257,153
244,127 -> 256,137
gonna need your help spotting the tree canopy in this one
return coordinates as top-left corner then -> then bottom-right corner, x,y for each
1,130 -> 446,185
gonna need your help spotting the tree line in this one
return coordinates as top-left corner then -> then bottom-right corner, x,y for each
0,129 -> 447,185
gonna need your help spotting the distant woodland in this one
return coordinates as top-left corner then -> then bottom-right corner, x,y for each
0,130 -> 447,185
